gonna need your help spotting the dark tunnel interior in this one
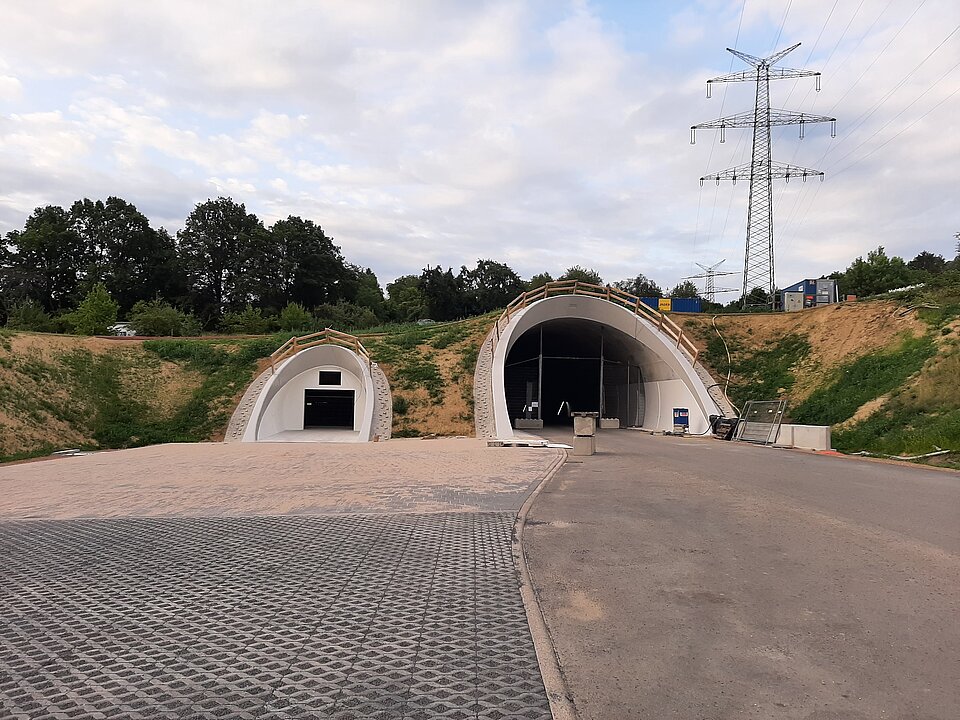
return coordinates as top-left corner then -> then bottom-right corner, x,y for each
504,319 -> 644,427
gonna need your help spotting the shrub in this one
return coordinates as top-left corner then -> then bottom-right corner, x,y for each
129,299 -> 183,336
64,283 -> 119,335
314,302 -> 379,331
5,300 -> 55,332
278,302 -> 314,331
392,396 -> 409,415
220,305 -> 272,334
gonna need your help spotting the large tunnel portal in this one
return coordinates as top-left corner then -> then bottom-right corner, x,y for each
483,294 -> 723,438
504,319 -> 645,427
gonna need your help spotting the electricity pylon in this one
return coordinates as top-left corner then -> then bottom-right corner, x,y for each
683,260 -> 738,302
691,43 -> 836,309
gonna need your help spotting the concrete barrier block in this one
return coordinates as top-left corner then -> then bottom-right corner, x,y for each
514,419 -> 544,429
599,418 -> 620,429
791,424 -> 832,451
572,435 -> 596,456
574,416 -> 596,436
775,424 -> 831,450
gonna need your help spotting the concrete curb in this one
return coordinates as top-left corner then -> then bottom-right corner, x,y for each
513,449 -> 578,720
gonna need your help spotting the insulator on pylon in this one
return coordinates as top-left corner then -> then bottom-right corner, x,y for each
690,128 -> 696,145
720,126 -> 725,143
700,178 -> 704,187
816,74 -> 821,92
830,119 -> 837,138
707,82 -> 712,98
799,120 -> 805,139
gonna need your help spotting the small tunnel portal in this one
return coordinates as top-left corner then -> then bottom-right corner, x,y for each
504,319 -> 645,428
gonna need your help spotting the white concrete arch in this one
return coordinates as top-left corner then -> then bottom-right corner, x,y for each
240,344 -> 390,443
487,295 -> 722,438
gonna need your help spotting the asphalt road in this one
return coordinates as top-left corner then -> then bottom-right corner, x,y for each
524,430 -> 960,719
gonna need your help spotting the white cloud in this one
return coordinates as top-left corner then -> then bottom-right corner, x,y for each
0,0 -> 956,292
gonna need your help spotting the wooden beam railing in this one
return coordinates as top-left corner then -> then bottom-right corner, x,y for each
269,328 -> 371,373
489,281 -> 700,365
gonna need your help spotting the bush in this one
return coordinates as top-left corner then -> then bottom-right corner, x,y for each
314,302 -> 379,331
180,314 -> 202,337
129,299 -> 184,336
5,299 -> 55,332
278,302 -> 314,331
220,305 -> 273,334
64,283 -> 119,335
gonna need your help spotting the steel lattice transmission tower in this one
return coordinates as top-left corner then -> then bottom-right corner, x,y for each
691,43 -> 836,309
684,260 -> 738,302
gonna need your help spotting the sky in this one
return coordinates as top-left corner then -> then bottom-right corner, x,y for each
0,0 -> 958,297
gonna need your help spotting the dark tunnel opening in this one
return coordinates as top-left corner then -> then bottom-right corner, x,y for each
504,319 -> 645,428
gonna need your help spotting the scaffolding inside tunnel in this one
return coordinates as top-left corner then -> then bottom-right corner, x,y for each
504,319 -> 645,428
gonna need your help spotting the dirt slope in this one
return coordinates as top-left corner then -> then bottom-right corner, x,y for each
680,301 -> 927,406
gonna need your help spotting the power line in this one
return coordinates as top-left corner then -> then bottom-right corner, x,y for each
695,0 -> 748,256
778,2 -> 944,244
691,43 -> 836,309
771,0 -> 794,53
831,80 -> 960,177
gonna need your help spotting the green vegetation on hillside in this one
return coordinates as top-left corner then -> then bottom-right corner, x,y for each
0,336 -> 272,463
791,335 -> 936,427
706,332 -> 810,409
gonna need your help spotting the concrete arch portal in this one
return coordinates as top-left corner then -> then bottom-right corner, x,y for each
235,341 -> 393,443
489,295 -> 722,437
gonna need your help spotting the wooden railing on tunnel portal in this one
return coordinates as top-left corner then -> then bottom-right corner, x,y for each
269,328 -> 372,373
489,280 -> 700,365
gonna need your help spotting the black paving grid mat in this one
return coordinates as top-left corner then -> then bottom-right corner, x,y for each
0,514 -> 551,719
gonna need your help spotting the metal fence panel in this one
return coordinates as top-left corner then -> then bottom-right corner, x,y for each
735,400 -> 786,445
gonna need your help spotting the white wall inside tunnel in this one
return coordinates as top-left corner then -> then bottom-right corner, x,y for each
242,345 -> 376,442
491,296 -> 720,437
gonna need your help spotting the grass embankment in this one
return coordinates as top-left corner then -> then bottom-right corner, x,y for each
0,316 -> 493,462
362,315 -> 491,438
0,333 -> 277,463
680,289 -> 960,467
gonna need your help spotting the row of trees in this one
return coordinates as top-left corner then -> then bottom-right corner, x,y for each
829,246 -> 960,299
0,196 -> 702,334
0,197 -> 385,328
5,194 -> 952,334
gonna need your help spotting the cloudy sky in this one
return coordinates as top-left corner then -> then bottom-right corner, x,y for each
0,0 -> 957,295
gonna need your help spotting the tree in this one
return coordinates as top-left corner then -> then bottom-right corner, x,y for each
4,206 -> 87,311
177,198 -> 266,321
384,275 -> 425,322
526,272 -> 553,290
559,266 -> 603,285
65,283 -> 118,335
615,273 -> 662,297
907,251 -> 946,276
419,266 -> 468,321
460,259 -> 524,314
835,246 -> 912,297
669,280 -> 700,298
351,266 -> 385,318
268,216 -> 353,309
70,197 -> 184,310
